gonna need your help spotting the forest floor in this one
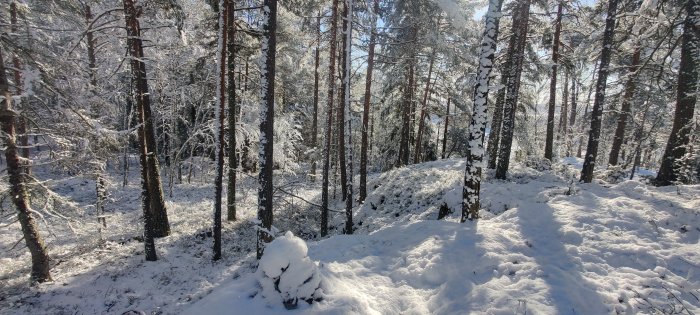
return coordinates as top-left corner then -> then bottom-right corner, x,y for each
1,157 -> 699,314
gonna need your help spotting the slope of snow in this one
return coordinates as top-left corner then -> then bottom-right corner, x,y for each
188,160 -> 700,314
3,158 -> 699,314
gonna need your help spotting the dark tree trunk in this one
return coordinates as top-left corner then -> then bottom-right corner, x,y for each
487,71 -> 508,169
124,0 -> 170,237
256,0 -> 277,258
580,0 -> 619,183
337,2 -> 348,201
10,2 -> 29,172
567,77 -> 577,156
311,15 -> 321,180
544,1 -> 563,161
342,0 -> 354,234
226,0 -> 237,222
398,55 -> 415,167
213,0 -> 229,261
0,47 -> 53,283
609,49 -> 641,166
85,5 -> 97,87
414,50 -> 436,164
462,0 -> 504,222
495,0 -> 531,180
359,0 -> 378,203
656,0 -> 699,186
558,70 -> 569,140
321,0 -> 339,238
441,98 -> 450,160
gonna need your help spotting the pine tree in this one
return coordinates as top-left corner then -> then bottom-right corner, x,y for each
321,0 -> 340,237
359,0 -> 378,203
0,47 -> 52,283
580,0 -> 620,183
257,0 -> 278,258
608,49 -> 640,166
226,0 -> 237,221
655,0 -> 699,186
213,0 -> 229,261
544,1 -> 563,161
495,0 -> 531,180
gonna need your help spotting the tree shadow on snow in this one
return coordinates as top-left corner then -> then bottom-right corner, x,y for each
515,202 -> 608,314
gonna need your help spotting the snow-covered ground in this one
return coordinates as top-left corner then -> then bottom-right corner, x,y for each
1,158 -> 699,314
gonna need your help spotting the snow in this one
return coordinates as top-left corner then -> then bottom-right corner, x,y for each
186,159 -> 700,314
3,158 -> 700,314
256,231 -> 321,308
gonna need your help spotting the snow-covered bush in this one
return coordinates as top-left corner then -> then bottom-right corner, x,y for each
524,156 -> 552,171
257,231 -> 322,309
599,165 -> 628,184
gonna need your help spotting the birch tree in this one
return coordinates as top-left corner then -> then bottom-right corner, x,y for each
462,0 -> 503,222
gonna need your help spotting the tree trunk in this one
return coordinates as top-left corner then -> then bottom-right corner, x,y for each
567,76 -> 577,156
580,0 -> 619,183
343,0 -> 354,234
398,51 -> 415,167
441,98 -> 450,159
487,71 -> 508,169
0,47 -> 53,283
544,1 -> 563,161
495,0 -> 531,180
558,69 -> 569,141
414,50 -> 436,164
226,0 -> 237,221
656,0 -> 699,186
311,15 -> 321,181
609,49 -> 641,166
462,0 -> 504,222
213,0 -> 229,261
337,2 -> 349,201
257,0 -> 277,258
359,0 -> 378,203
321,0 -> 339,237
85,5 -> 97,87
10,2 -> 29,173
123,0 -> 171,237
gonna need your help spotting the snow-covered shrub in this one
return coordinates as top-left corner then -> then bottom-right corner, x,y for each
257,231 -> 322,309
599,165 -> 628,184
524,156 -> 552,171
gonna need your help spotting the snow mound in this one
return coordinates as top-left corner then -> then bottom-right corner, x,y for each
257,231 -> 322,309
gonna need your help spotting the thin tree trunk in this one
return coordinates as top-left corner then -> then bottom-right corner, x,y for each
213,0 -> 229,261
321,0 -> 339,237
580,0 -> 619,183
398,51 -> 415,167
495,0 -> 531,180
123,0 -> 171,238
487,71 -> 508,169
311,15 -> 321,181
441,98 -> 450,159
343,0 -> 354,234
608,49 -> 641,166
10,2 -> 29,173
462,0 -> 504,222
544,1 -> 563,161
656,0 -> 699,186
0,47 -> 53,282
226,0 -> 237,221
85,5 -> 97,87
337,2 -> 349,201
359,0 -> 378,203
257,0 -> 277,258
559,69 -> 569,140
414,50 -> 436,164
567,77 -> 577,156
